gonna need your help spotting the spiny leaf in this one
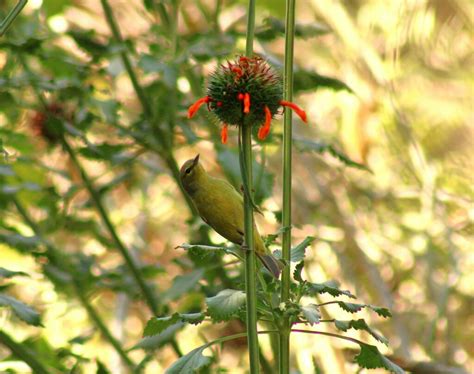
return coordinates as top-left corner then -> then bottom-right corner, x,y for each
0,294 -> 42,326
301,304 -> 321,325
355,343 -> 404,374
335,319 -> 388,345
308,280 -> 356,299
143,313 -> 205,337
165,345 -> 213,374
294,138 -> 370,172
0,267 -> 29,279
206,289 -> 246,322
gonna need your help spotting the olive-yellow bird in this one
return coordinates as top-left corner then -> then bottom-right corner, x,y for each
180,154 -> 281,278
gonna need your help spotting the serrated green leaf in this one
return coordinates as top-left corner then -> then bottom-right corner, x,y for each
143,314 -> 181,337
369,305 -> 392,318
291,236 -> 314,262
163,269 -> 204,302
294,138 -> 370,171
337,301 -> 365,313
143,313 -> 204,337
206,289 -> 246,322
0,294 -> 42,326
293,261 -> 305,283
335,302 -> 392,318
309,281 -> 356,299
301,304 -> 320,325
132,323 -> 184,351
355,343 -> 404,374
334,319 -> 388,345
0,267 -> 29,279
165,345 -> 212,374
264,225 -> 290,246
273,235 -> 313,262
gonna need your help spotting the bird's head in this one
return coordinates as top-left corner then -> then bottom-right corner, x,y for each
180,154 -> 205,193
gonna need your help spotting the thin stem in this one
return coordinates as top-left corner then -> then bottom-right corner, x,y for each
280,0 -> 297,372
242,0 -> 259,371
12,197 -> 136,371
100,0 -> 152,120
245,0 -> 256,56
0,0 -> 28,36
291,329 -> 365,346
0,331 -> 51,374
60,137 -> 160,316
73,282 -> 137,369
99,0 -> 198,218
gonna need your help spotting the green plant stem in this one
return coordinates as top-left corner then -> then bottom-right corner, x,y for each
0,330 -> 51,374
280,0 -> 297,372
0,0 -> 28,36
100,0 -> 197,219
291,329 -> 365,346
73,282 -> 137,369
240,0 -> 259,372
60,137 -> 159,316
11,197 -> 136,371
241,125 -> 260,374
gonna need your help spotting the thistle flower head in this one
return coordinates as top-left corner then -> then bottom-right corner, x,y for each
188,55 -> 307,144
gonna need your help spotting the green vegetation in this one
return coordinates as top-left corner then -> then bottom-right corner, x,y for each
0,0 -> 471,373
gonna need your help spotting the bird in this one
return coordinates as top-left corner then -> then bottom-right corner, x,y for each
180,154 -> 281,278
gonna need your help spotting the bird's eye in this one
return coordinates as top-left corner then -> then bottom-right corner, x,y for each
185,168 -> 192,174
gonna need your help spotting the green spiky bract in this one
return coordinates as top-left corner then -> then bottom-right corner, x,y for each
207,57 -> 283,127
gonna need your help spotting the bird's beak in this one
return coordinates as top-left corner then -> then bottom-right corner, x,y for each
193,154 -> 200,166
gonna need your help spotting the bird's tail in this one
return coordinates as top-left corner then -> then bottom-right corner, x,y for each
256,252 -> 282,279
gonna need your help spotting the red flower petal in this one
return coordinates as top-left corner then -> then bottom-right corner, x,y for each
258,106 -> 272,140
243,93 -> 251,114
188,96 -> 210,119
279,100 -> 307,123
221,124 -> 228,144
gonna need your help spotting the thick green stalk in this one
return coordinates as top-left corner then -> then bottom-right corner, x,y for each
241,0 -> 259,372
0,0 -> 28,36
280,0 -> 297,372
12,198 -> 136,371
60,137 -> 160,316
0,331 -> 51,374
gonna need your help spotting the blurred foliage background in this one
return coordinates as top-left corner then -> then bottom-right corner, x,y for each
0,0 -> 472,373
